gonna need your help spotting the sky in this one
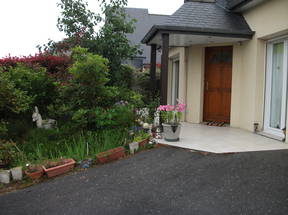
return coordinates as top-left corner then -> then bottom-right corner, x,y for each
0,0 -> 183,58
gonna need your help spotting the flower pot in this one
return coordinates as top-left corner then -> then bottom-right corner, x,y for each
42,159 -> 75,178
96,147 -> 125,164
25,167 -> 44,180
139,138 -> 150,148
129,142 -> 139,154
162,123 -> 182,142
11,167 -> 23,181
0,170 -> 10,184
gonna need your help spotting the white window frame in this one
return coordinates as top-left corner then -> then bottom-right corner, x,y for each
264,37 -> 288,139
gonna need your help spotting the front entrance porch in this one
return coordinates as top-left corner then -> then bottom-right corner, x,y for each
156,123 -> 288,154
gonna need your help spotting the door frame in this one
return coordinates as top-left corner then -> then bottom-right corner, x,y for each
264,37 -> 288,138
203,46 -> 233,123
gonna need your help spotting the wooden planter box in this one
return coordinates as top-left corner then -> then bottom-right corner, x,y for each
96,147 -> 125,164
138,138 -> 150,148
42,159 -> 75,178
25,168 -> 44,180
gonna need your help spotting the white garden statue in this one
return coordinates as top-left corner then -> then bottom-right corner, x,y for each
32,106 -> 57,129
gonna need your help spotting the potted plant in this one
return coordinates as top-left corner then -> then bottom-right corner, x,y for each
25,164 -> 44,180
96,146 -> 125,164
158,102 -> 186,142
42,159 -> 75,178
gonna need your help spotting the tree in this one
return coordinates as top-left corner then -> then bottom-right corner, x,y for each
42,0 -> 140,87
57,0 -> 101,39
92,0 -> 140,85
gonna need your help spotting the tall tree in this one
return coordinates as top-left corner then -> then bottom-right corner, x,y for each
42,0 -> 140,86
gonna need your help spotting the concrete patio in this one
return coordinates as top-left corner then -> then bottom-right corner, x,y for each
156,123 -> 288,153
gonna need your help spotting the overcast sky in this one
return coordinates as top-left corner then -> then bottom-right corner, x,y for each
0,0 -> 183,57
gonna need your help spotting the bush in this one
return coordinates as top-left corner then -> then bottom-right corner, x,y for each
71,104 -> 135,130
132,68 -> 160,103
62,46 -> 110,110
0,140 -> 25,168
0,70 -> 32,140
3,64 -> 58,112
0,54 -> 71,80
113,64 -> 134,88
0,64 -> 58,140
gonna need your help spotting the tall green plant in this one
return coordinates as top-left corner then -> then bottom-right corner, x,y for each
62,46 -> 110,110
42,0 -> 139,87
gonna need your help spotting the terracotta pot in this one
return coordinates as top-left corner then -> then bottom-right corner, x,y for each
42,159 -> 75,178
96,147 -> 125,164
138,138 -> 150,148
25,168 -> 44,180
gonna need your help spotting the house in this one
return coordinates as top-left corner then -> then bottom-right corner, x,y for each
124,8 -> 167,69
142,0 -> 288,141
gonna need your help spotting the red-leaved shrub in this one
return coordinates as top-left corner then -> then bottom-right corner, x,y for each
0,54 -> 71,81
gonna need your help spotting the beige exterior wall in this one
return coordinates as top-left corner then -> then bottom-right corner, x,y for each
168,0 -> 288,135
237,0 -> 288,131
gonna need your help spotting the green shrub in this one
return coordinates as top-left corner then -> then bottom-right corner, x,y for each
3,64 -> 58,112
0,120 -> 8,139
0,140 -> 26,168
64,46 -> 110,109
0,70 -> 32,115
0,64 -> 57,140
71,104 -> 135,130
113,64 -> 134,88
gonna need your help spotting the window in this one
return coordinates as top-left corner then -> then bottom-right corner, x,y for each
171,59 -> 180,105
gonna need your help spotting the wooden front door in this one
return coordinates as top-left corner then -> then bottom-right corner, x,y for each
203,46 -> 233,123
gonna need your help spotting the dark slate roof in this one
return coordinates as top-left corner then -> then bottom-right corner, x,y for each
142,1 -> 254,44
226,0 -> 252,9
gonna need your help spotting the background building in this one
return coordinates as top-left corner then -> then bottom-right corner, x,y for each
124,8 -> 167,70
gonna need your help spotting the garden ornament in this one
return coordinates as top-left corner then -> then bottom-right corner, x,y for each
153,110 -> 160,127
32,106 -> 57,129
153,110 -> 162,139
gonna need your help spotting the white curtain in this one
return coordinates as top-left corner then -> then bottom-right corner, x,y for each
270,42 -> 284,129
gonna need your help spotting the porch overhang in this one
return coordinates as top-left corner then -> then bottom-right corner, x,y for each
141,25 -> 254,47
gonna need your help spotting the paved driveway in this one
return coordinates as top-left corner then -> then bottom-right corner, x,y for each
1,147 -> 288,215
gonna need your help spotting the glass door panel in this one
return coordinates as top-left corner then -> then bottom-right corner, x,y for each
264,39 -> 288,139
270,42 -> 284,129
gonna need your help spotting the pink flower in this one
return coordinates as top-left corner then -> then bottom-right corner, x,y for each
166,105 -> 175,111
157,105 -> 166,111
176,103 -> 186,112
158,105 -> 175,112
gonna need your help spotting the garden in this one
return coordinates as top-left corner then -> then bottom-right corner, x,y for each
0,0 -> 185,192
0,44 -> 159,190
0,0 -> 162,191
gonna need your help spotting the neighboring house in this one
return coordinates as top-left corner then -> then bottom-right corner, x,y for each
124,8 -> 167,69
142,0 -> 288,141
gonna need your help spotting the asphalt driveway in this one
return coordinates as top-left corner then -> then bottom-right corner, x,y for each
1,146 -> 288,215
